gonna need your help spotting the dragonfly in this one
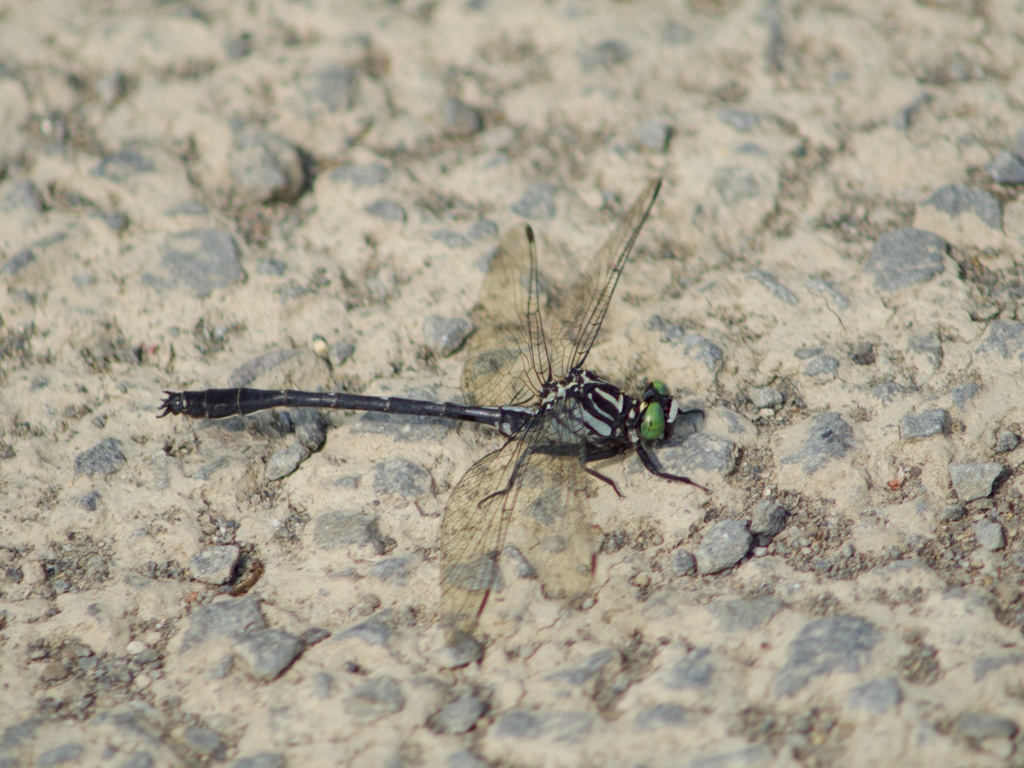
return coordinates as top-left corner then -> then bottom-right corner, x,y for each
159,177 -> 707,645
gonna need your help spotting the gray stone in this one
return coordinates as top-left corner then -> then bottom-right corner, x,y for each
182,726 -> 225,759
337,616 -> 392,646
423,316 -> 472,356
695,520 -> 752,574
188,546 -> 241,585
910,331 -> 943,368
669,549 -> 697,577
346,676 -> 405,720
866,228 -> 946,293
368,555 -> 415,584
660,432 -> 737,478
74,438 -> 126,477
949,462 -> 1004,502
446,750 -> 488,768
994,430 -> 1019,454
782,412 -> 855,475
899,409 -> 951,441
952,381 -> 982,407
230,754 -> 287,768
635,120 -> 672,153
330,162 -> 390,187
234,628 -> 304,681
510,183 -> 557,219
974,520 -> 1006,551
712,165 -> 766,205
36,744 -> 83,767
846,677 -> 903,713
987,151 -> 1024,184
716,107 -> 761,132
301,64 -> 359,111
230,129 -> 305,204
922,184 -> 1002,229
775,616 -> 881,697
434,630 -> 484,668
803,354 -> 839,378
330,341 -> 355,366
467,219 -> 498,241
265,441 -> 310,481
442,98 -> 483,137
546,650 -> 617,685
635,703 -> 687,729
578,39 -> 631,72
122,753 -> 155,768
805,276 -> 850,310
978,320 -> 1024,358
0,178 -> 42,213
748,387 -> 783,409
750,500 -> 787,538
492,710 -> 593,742
365,198 -> 407,222
953,711 -> 1018,743
661,648 -> 713,689
428,694 -> 488,734
180,596 -> 267,650
432,230 -> 471,249
748,269 -> 798,305
93,148 -> 155,181
162,229 -> 243,298
710,596 -> 782,631
312,512 -> 387,554
372,459 -> 432,498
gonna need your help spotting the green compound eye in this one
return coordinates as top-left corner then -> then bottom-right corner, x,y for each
650,380 -> 669,397
640,401 -> 666,441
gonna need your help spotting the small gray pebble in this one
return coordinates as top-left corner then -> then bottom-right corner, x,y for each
434,631 -> 484,668
750,500 -> 787,538
510,183 -> 557,219
162,229 -> 244,298
230,754 -> 287,768
312,512 -> 387,554
365,198 -> 407,222
987,151 -> 1024,184
635,120 -> 672,153
189,545 -> 241,585
234,628 -> 304,681
748,269 -> 798,305
696,520 -> 752,575
866,228 -> 946,293
748,386 -> 783,409
949,462 -> 1004,502
994,430 -> 1019,454
974,520 -> 1006,551
899,409 -> 951,441
74,438 -> 126,477
846,677 -> 903,714
953,711 -> 1018,743
182,726 -> 225,759
373,459 -> 432,498
804,354 -> 839,378
36,744 -> 84,768
346,676 -> 405,720
428,694 -> 489,734
330,341 -> 355,366
578,39 -> 632,72
443,98 -> 483,137
423,315 -> 472,356
921,184 -> 1002,229
265,441 -> 311,481
670,549 -> 697,577
230,129 -> 305,204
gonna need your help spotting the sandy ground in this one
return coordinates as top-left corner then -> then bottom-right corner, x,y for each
3,0 -> 1024,766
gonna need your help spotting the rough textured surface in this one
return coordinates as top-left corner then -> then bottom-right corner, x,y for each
3,2 -> 1024,767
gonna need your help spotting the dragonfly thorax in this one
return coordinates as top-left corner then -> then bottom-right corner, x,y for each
538,368 -> 677,447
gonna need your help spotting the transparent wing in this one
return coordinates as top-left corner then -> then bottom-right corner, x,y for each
439,403 -> 597,642
461,223 -> 551,408
552,177 -> 662,374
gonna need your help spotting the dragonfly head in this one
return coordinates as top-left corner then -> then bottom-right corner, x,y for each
639,380 -> 680,442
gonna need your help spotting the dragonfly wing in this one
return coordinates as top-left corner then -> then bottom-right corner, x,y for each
439,406 -> 598,641
553,177 -> 662,373
461,223 -> 552,408
440,431 -> 531,641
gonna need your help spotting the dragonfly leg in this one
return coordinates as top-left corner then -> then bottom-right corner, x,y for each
635,442 -> 710,493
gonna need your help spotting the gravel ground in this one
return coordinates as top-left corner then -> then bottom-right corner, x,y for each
3,1 -> 1024,766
